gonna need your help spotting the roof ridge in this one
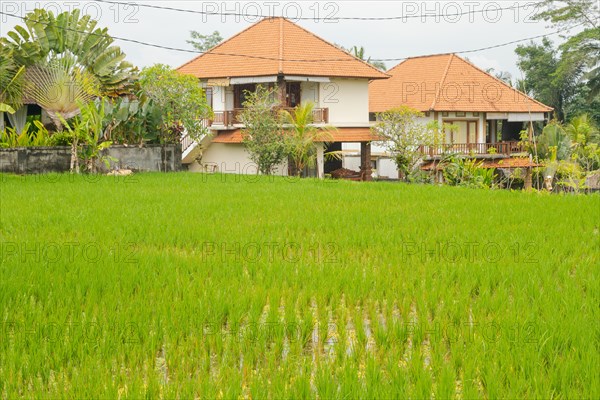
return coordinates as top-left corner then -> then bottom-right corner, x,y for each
279,18 -> 389,79
406,52 -> 454,61
452,54 -> 553,112
431,53 -> 454,110
279,18 -> 284,73
384,58 -> 410,74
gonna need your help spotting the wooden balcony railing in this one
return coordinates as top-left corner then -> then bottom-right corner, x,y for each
210,107 -> 329,128
418,142 -> 523,157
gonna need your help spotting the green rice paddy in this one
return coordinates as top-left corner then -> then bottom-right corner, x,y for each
0,173 -> 598,398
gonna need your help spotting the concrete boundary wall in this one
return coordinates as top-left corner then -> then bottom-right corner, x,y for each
0,144 -> 182,174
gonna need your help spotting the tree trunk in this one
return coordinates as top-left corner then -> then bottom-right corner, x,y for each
70,137 -> 79,174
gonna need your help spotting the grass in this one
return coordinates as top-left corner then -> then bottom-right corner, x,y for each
0,172 -> 598,398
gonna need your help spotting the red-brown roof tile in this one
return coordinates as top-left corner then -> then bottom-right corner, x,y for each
178,18 -> 388,80
370,53 -> 553,113
211,127 -> 379,144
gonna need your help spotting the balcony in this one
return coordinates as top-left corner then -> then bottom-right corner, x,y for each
419,142 -> 523,158
210,107 -> 329,128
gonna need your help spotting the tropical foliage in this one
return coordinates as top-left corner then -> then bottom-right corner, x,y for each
373,107 -> 445,181
239,86 -> 289,175
337,44 -> 386,71
280,102 -> 335,177
187,30 -> 223,52
139,64 -> 211,144
517,0 -> 600,123
4,9 -> 136,94
442,156 -> 496,189
523,114 -> 600,192
0,120 -> 50,148
0,44 -> 25,116
1,9 -> 136,127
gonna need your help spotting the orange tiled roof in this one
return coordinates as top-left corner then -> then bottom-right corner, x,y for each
178,17 -> 388,80
211,127 -> 379,144
422,157 -> 541,171
482,158 -> 542,169
370,53 -> 553,113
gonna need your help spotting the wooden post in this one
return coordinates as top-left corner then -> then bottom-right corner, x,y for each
277,75 -> 286,107
360,141 -> 372,181
524,167 -> 533,191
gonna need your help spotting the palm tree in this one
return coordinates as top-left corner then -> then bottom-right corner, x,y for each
2,9 -> 136,128
25,56 -> 99,129
565,114 -> 599,145
280,102 -> 336,177
336,44 -> 386,71
0,44 -> 25,130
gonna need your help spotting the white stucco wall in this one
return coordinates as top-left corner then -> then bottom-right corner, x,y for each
342,155 -> 398,180
436,112 -> 486,143
210,86 -> 226,112
301,81 -> 320,104
319,78 -> 370,126
188,143 -> 288,176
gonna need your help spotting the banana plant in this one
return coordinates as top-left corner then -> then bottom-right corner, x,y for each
58,100 -> 115,173
2,9 -> 137,129
0,43 -> 25,128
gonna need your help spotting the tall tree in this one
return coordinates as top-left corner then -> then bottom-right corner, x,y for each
239,86 -> 288,175
139,64 -> 211,143
534,0 -> 600,98
187,31 -> 223,52
515,38 -> 578,121
372,106 -> 444,181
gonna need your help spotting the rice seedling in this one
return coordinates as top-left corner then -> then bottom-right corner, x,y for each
0,172 -> 598,398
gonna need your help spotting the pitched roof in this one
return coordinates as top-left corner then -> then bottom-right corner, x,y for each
211,127 -> 379,144
369,53 -> 553,113
178,17 -> 388,80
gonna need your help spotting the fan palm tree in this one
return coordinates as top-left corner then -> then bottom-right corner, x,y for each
25,56 -> 99,129
280,102 -> 336,177
2,9 -> 136,128
6,9 -> 135,94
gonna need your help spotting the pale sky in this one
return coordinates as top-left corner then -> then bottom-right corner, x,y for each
0,1 -> 584,80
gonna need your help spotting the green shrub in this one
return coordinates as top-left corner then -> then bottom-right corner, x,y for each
47,131 -> 74,146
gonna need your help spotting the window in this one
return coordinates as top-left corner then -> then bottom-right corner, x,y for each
234,84 -> 256,108
205,87 -> 213,109
286,82 -> 301,107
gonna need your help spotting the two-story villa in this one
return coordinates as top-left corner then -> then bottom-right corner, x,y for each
177,17 -> 388,179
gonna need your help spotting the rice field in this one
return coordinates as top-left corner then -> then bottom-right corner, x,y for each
0,172 -> 598,398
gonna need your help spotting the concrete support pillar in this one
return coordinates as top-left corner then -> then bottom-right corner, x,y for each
316,143 -> 324,179
360,141 -> 372,181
